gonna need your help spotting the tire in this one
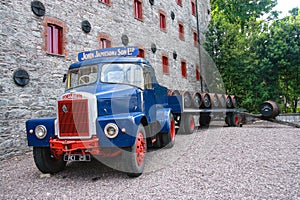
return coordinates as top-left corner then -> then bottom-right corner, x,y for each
161,113 -> 175,148
231,113 -> 242,127
33,147 -> 66,174
200,113 -> 211,127
225,114 -> 232,126
183,114 -> 195,134
123,124 -> 147,177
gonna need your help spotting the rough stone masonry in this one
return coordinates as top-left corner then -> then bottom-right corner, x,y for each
0,0 -> 211,159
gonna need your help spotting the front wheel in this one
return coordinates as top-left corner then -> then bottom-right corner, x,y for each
123,124 -> 147,177
161,113 -> 175,148
33,147 -> 66,174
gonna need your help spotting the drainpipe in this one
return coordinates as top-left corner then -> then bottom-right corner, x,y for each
195,0 -> 204,92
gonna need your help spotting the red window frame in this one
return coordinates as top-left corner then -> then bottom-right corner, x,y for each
134,0 -> 143,20
193,30 -> 198,46
176,0 -> 182,6
191,0 -> 196,16
196,65 -> 200,80
178,22 -> 184,40
162,54 -> 169,74
159,11 -> 167,32
99,0 -> 111,5
47,24 -> 63,55
138,48 -> 145,58
99,38 -> 111,49
181,60 -> 187,78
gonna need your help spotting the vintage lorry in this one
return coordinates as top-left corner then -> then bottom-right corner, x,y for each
26,46 -> 241,177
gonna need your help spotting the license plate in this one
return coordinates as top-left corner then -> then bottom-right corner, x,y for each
64,154 -> 91,161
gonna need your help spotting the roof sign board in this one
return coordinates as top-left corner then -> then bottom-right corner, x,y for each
78,46 -> 139,62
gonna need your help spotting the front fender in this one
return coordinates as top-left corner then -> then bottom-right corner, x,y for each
156,108 -> 172,133
26,118 -> 56,147
97,112 -> 145,147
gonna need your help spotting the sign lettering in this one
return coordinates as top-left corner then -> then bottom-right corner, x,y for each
78,46 -> 139,62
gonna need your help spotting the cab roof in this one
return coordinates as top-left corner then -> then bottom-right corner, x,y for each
69,56 -> 151,70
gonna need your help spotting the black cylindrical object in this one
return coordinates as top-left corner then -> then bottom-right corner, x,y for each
192,92 -> 202,108
201,93 -> 211,108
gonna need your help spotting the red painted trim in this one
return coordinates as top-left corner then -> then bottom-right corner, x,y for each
50,136 -> 122,157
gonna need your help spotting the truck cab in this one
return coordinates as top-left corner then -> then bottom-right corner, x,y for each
26,47 -> 175,177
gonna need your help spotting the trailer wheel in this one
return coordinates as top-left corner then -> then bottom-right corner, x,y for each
200,113 -> 211,127
231,113 -> 242,127
123,124 -> 147,177
225,114 -> 232,126
183,114 -> 195,134
33,147 -> 66,174
161,113 -> 175,148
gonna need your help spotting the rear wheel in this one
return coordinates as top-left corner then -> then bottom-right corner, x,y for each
33,147 -> 66,174
161,113 -> 175,148
200,113 -> 211,127
123,124 -> 147,177
183,114 -> 195,134
231,113 -> 242,127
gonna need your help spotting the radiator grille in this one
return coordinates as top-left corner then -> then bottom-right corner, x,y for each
58,99 -> 89,138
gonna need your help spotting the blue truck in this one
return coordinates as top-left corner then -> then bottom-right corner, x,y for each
26,46 -> 241,177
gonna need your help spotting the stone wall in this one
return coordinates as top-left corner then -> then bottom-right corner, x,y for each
0,0 -> 211,159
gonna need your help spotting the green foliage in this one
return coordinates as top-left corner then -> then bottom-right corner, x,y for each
205,1 -> 300,113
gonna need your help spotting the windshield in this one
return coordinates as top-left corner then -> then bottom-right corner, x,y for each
67,65 -> 98,89
101,63 -> 144,89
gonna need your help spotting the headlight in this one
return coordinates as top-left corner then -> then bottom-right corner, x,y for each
35,125 -> 47,139
104,123 -> 119,139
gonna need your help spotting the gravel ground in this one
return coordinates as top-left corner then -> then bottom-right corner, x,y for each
1,122 -> 299,200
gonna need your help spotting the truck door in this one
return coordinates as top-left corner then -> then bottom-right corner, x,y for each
143,68 -> 156,123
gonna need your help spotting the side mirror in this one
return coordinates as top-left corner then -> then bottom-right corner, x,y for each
63,74 -> 67,83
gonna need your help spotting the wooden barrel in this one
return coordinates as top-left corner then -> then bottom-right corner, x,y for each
218,94 -> 226,108
259,100 -> 280,119
209,93 -> 219,108
182,91 -> 192,108
231,95 -> 238,108
171,90 -> 180,96
226,95 -> 233,108
201,93 -> 211,108
192,92 -> 202,108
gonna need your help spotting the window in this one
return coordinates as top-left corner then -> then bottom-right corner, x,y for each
100,38 -> 111,49
196,65 -> 200,80
159,11 -> 167,31
99,0 -> 111,5
176,0 -> 182,6
138,48 -> 145,58
42,17 -> 67,56
178,22 -> 184,40
47,24 -> 63,55
98,34 -> 112,49
101,63 -> 144,89
193,30 -> 198,46
191,0 -> 196,16
162,54 -> 169,74
134,0 -> 143,20
181,60 -> 187,78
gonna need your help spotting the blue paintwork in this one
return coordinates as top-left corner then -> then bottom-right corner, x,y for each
26,118 -> 56,147
156,108 -> 173,132
97,112 -> 144,147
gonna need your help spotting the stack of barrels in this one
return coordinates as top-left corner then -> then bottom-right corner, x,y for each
169,90 -> 238,109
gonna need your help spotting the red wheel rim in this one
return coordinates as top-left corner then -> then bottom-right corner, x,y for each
234,115 -> 239,125
190,117 -> 195,131
135,132 -> 146,167
170,119 -> 175,141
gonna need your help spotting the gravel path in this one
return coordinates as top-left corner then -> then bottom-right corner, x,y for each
1,122 -> 299,199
